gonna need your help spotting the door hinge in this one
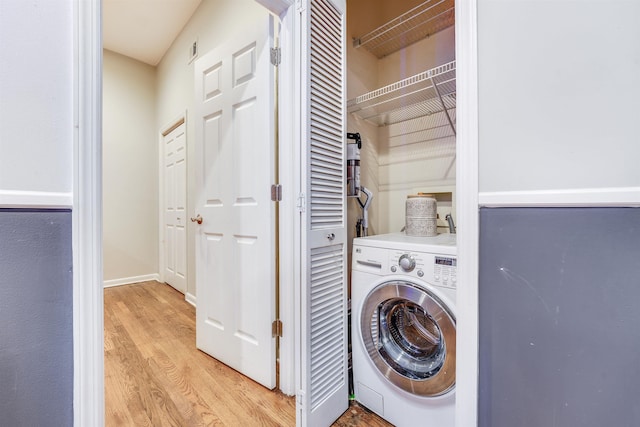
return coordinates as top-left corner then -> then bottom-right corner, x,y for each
272,319 -> 283,337
271,184 -> 282,202
296,192 -> 306,213
270,47 -> 281,66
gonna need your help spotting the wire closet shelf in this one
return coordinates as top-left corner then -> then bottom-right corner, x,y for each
347,60 -> 456,137
352,0 -> 455,59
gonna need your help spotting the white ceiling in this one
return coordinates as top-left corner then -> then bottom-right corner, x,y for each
103,0 -> 203,66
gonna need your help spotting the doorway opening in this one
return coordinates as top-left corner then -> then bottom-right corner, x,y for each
100,0 -> 294,411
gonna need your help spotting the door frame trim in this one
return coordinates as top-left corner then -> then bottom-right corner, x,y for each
276,5 -> 296,397
73,0 -> 104,425
74,0 -> 481,425
455,0 -> 480,425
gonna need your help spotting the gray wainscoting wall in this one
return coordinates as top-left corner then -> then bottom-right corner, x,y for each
0,209 -> 73,426
479,207 -> 640,427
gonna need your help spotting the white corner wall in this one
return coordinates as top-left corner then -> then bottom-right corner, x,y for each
103,50 -> 159,284
0,0 -> 73,203
346,7 -> 380,240
478,0 -> 640,195
156,0 -> 270,298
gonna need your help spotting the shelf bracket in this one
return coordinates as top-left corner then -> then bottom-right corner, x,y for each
430,76 -> 457,137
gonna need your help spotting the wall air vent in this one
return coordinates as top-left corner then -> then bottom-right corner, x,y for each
188,39 -> 198,64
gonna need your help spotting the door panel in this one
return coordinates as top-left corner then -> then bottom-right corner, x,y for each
298,0 -> 348,426
163,122 -> 187,293
194,14 -> 276,390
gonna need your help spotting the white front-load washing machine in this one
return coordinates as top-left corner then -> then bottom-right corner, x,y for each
351,232 -> 457,427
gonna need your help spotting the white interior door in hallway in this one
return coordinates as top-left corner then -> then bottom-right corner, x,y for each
163,120 -> 187,293
193,15 -> 277,389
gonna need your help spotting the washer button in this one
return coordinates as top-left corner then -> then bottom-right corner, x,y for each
390,266 -> 397,273
417,270 -> 424,277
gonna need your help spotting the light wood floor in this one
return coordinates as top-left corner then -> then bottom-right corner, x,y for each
104,281 -> 392,426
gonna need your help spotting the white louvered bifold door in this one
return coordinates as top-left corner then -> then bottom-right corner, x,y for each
297,0 -> 348,426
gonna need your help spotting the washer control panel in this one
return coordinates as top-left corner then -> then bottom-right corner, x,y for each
390,251 -> 458,289
434,256 -> 457,289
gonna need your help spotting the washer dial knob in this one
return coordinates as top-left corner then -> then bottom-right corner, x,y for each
398,254 -> 416,272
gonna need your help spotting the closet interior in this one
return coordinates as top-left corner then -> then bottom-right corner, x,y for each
346,0 -> 457,240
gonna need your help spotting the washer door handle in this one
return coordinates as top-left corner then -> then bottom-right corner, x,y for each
356,260 -> 382,269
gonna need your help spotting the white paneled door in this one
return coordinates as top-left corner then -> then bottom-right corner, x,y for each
163,121 -> 187,293
193,16 -> 277,389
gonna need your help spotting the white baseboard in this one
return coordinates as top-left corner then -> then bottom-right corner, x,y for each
0,189 -> 73,209
185,292 -> 197,307
103,274 -> 160,288
479,187 -> 640,207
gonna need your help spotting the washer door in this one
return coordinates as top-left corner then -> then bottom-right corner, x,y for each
361,280 -> 456,397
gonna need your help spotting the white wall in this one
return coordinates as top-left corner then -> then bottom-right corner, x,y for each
475,3 -> 640,425
0,0 -> 73,203
0,1 -> 75,424
478,0 -> 640,194
346,8 -> 380,241
156,0 -> 270,298
103,50 -> 159,284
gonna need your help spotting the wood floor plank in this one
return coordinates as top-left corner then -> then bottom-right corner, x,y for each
105,326 -> 156,426
153,338 -> 234,425
105,281 -> 392,427
147,345 -> 218,426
